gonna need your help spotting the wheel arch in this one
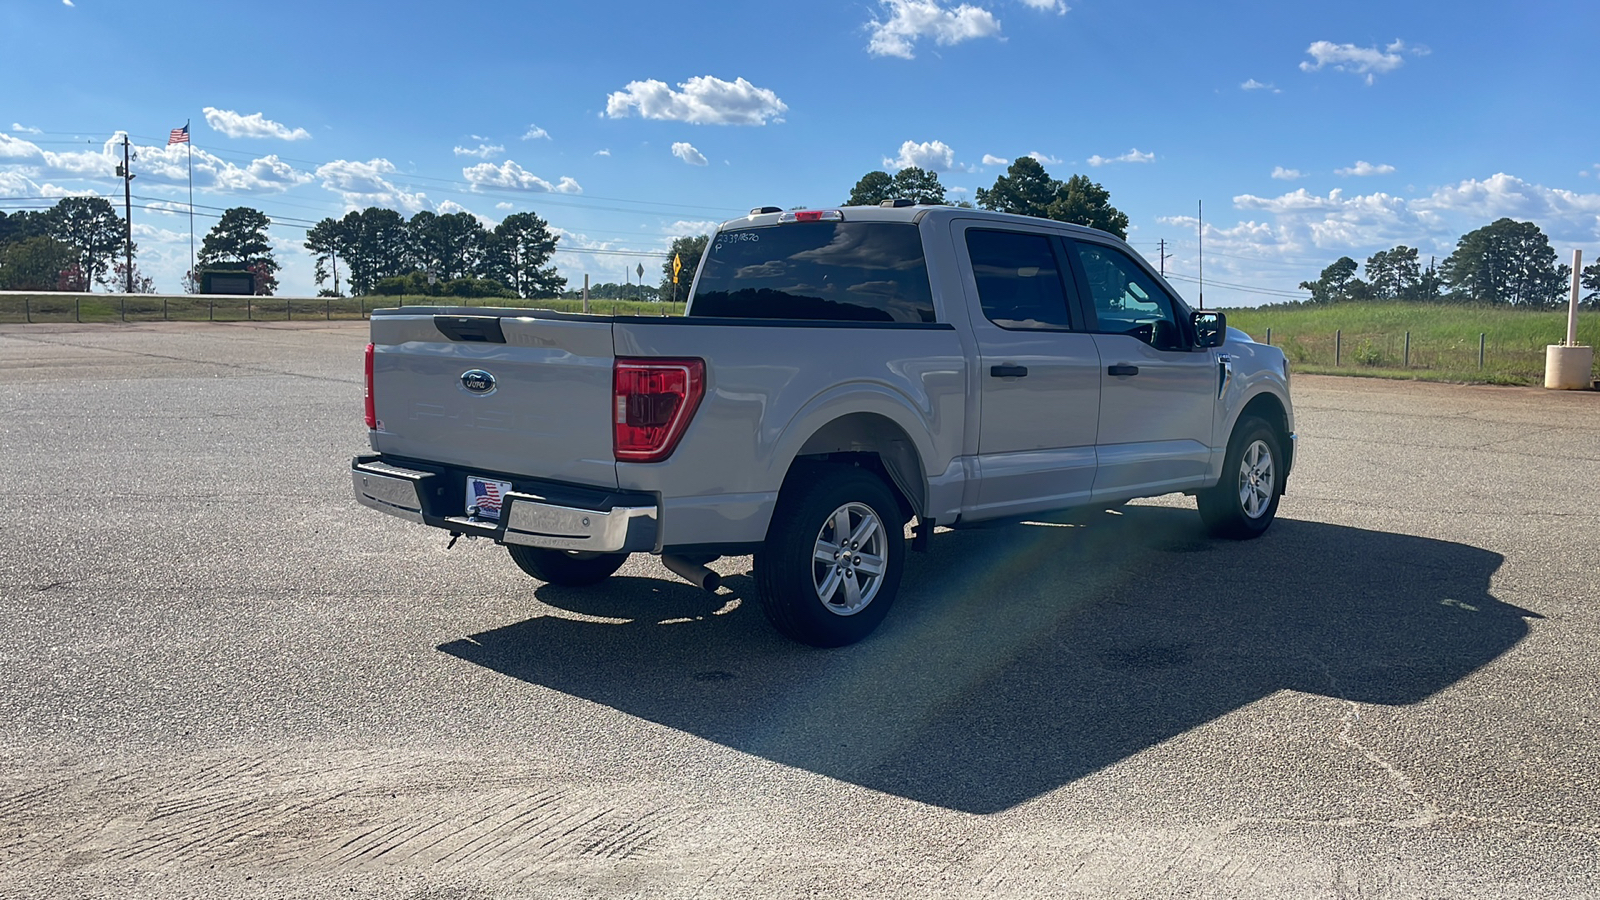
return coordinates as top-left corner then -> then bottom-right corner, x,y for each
780,411 -> 929,526
1235,390 -> 1293,475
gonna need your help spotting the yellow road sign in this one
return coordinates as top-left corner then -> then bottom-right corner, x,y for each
672,253 -> 682,283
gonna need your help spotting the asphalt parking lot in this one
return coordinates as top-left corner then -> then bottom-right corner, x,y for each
1,320 -> 1598,899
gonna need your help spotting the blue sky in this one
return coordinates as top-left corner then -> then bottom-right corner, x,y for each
3,0 -> 1597,306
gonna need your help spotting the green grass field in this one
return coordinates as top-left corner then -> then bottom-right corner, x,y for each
1222,302 -> 1599,385
0,293 -> 686,324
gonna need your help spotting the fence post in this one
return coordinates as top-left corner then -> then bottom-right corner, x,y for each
1479,333 -> 1485,369
1265,327 -> 1271,345
325,296 -> 330,320
24,297 -> 30,324
163,296 -> 169,321
75,296 -> 80,323
121,296 -> 126,322
1403,331 -> 1410,368
208,296 -> 214,322
247,296 -> 252,321
1335,329 -> 1341,366
287,297 -> 292,321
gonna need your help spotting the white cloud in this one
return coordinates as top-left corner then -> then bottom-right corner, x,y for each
202,107 -> 311,141
1087,148 -> 1154,167
665,219 -> 718,237
884,139 -> 957,172
0,133 -> 45,161
315,158 -> 430,213
521,124 -> 550,141
62,0 -> 73,6
1335,160 -> 1396,177
1299,39 -> 1425,85
1240,79 -> 1280,93
495,201 -> 514,210
1271,166 -> 1305,180
595,148 -> 611,156
1414,173 -> 1600,241
2,131 -> 312,194
865,0 -> 1002,59
10,123 -> 41,134
981,153 -> 1009,166
1026,151 -> 1062,165
671,142 -> 708,166
453,143 -> 504,159
606,75 -> 787,126
462,159 -> 583,194
1017,0 -> 1067,12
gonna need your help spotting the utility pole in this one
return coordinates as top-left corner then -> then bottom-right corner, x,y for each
120,134 -> 135,293
1157,238 -> 1173,277
1197,200 -> 1204,310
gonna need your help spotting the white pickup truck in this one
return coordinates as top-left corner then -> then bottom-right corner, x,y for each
353,202 -> 1295,646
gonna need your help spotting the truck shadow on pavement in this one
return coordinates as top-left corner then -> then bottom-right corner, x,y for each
438,506 -> 1537,814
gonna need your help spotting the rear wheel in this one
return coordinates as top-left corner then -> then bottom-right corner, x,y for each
755,466 -> 905,647
1197,416 -> 1283,539
505,545 -> 629,586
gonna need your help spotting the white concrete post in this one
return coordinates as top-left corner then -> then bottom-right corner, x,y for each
1545,249 -> 1594,389
582,273 -> 590,314
1568,249 -> 1581,347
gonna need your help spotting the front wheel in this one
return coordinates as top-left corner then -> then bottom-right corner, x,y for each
505,545 -> 629,586
754,466 -> 906,647
1197,416 -> 1283,539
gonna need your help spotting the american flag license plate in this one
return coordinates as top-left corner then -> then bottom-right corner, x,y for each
465,476 -> 511,520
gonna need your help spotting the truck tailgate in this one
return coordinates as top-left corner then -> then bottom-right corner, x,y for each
369,311 -> 617,489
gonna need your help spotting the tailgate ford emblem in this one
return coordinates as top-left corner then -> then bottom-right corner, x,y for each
460,369 -> 497,394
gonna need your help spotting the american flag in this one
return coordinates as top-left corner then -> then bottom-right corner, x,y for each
167,123 -> 189,145
471,480 -> 503,519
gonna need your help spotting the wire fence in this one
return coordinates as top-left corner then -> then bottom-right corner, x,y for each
1257,327 -> 1593,384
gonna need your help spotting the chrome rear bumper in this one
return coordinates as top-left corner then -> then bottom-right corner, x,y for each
352,459 -> 658,553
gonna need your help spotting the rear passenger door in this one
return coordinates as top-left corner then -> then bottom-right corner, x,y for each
1065,239 -> 1216,498
953,223 -> 1103,520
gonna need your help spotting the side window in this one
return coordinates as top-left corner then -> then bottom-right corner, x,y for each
965,229 -> 1075,331
1072,242 -> 1185,350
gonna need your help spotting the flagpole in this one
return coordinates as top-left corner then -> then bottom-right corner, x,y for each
186,119 -> 195,292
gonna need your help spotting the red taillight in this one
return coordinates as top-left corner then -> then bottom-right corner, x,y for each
613,358 -> 705,462
363,342 -> 377,429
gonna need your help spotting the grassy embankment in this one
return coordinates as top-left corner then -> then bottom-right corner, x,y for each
1223,302 -> 1599,386
0,293 -> 685,325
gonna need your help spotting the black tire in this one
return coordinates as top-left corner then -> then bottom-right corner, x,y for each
754,466 -> 906,647
1197,415 -> 1284,540
505,546 -> 629,586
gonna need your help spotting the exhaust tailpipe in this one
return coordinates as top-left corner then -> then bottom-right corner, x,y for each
662,554 -> 721,593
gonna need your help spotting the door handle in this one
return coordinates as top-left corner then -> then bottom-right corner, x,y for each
989,364 -> 1029,378
1106,364 -> 1139,376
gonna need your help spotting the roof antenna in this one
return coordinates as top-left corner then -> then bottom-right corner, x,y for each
1197,199 -> 1204,310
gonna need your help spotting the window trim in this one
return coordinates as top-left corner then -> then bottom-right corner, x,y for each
962,226 -> 1083,333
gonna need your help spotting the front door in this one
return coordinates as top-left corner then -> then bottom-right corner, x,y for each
954,223 -> 1103,520
1066,239 -> 1217,499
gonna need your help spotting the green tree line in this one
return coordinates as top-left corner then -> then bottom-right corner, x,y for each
1296,218 -> 1599,309
0,197 -> 138,291
305,207 -> 564,299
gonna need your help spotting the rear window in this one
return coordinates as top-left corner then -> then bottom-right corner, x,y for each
689,222 -> 936,323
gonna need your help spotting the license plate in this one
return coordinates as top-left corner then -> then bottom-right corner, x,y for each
465,476 -> 512,520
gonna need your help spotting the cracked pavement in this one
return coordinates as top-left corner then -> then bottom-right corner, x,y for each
1,321 -> 1598,899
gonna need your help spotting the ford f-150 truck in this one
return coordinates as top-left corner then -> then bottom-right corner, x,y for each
353,202 -> 1295,646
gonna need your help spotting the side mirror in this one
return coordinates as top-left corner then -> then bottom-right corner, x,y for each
1193,310 -> 1227,348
